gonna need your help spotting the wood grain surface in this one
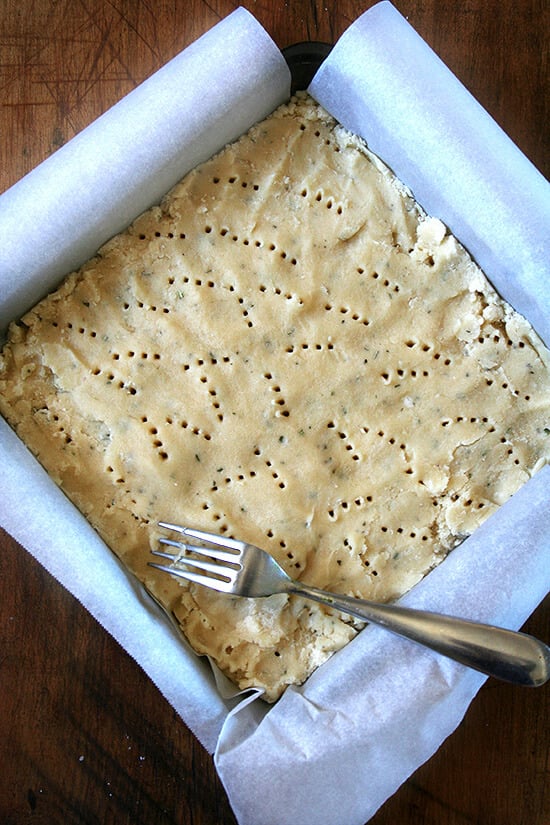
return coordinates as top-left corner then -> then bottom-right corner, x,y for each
0,2 -> 548,824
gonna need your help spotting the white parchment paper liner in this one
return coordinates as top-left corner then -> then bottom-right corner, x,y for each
0,4 -> 548,824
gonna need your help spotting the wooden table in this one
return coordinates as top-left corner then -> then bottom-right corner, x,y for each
0,2 -> 548,823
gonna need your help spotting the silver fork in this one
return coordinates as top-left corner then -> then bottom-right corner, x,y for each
149,522 -> 550,687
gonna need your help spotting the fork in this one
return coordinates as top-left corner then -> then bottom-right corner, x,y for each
149,522 -> 550,687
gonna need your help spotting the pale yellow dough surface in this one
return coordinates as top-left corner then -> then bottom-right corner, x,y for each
1,95 -> 549,701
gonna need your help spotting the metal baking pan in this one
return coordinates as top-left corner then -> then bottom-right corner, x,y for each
282,41 -> 332,92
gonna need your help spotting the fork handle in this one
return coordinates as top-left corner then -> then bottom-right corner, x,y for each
292,583 -> 550,686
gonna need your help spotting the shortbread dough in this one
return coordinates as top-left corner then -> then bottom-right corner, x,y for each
1,94 -> 549,700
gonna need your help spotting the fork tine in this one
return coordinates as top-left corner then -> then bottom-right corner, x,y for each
151,551 -> 235,579
148,561 -> 235,593
150,548 -> 181,562
158,521 -> 244,552
158,537 -> 241,565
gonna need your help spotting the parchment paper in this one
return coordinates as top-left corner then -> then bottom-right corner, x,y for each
0,4 -> 548,825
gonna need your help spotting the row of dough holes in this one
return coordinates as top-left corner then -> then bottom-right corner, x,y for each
357,267 -> 401,294
380,346 -> 453,383
328,422 -> 411,456
170,274 -> 304,310
51,320 -> 161,336
327,494 -> 373,521
500,436 -> 522,466
259,283 -> 304,305
182,354 -> 231,367
90,349 -> 164,392
263,372 -> 290,418
90,365 -> 138,395
167,275 -> 370,331
239,296 -> 253,328
122,300 -> 170,314
379,526 -> 431,540
51,321 -> 99,335
209,470 -> 256,492
138,230 -> 186,241
253,446 -> 287,490
477,333 -> 526,348
181,358 -> 224,421
326,420 -> 360,462
207,225 -> 298,266
324,302 -> 370,326
51,413 -> 73,445
441,415 -> 495,430
329,422 -> 416,474
285,341 -> 335,354
266,529 -> 302,570
171,274 -> 298,331
298,122 -> 342,154
403,341 -> 531,398
106,467 -> 128,485
54,303 -> 170,318
298,186 -> 344,214
112,350 -> 160,362
141,415 -> 169,460
449,492 -> 487,509
140,413 -> 215,461
51,321 -> 167,343
212,174 -> 260,191
135,171 -> 261,242
485,376 -> 532,401
208,461 -> 286,491
381,367 -> 429,382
